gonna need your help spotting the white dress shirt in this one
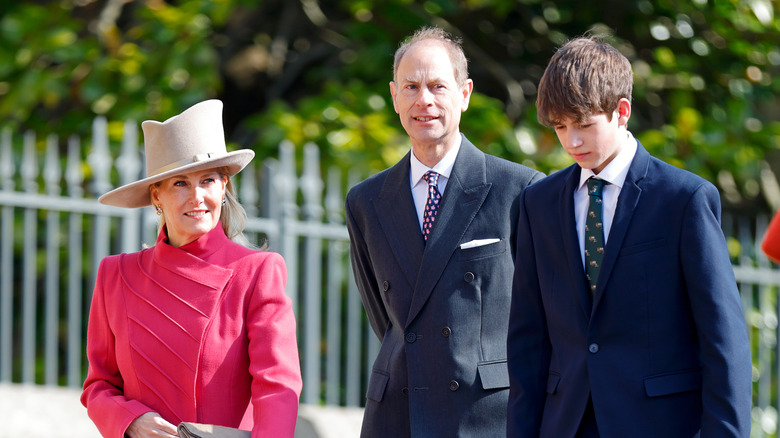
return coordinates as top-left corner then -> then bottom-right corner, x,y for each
574,131 -> 637,268
410,139 -> 461,231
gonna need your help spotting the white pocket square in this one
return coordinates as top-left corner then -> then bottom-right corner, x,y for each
460,238 -> 500,249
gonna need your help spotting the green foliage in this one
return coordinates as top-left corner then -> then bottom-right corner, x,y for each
624,0 -> 780,208
0,0 -> 777,210
0,0 -> 225,135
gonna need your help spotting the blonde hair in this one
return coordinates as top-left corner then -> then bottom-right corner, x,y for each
220,178 -> 252,246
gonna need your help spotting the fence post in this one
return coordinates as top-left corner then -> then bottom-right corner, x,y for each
300,143 -> 324,405
239,160 -> 258,243
0,128 -> 14,383
87,117 -> 112,297
276,141 -> 299,311
116,119 -> 142,253
65,135 -> 85,388
345,168 -> 363,407
260,160 -> 279,247
44,134 -> 61,386
21,130 -> 38,384
325,166 -> 345,405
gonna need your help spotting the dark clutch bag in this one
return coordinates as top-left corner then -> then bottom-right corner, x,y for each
177,422 -> 251,438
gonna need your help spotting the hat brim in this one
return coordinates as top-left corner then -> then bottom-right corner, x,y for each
98,149 -> 255,208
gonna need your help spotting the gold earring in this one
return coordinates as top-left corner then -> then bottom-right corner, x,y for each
155,205 -> 162,215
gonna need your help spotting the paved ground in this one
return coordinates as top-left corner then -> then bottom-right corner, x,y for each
0,383 -> 100,438
0,383 -> 363,438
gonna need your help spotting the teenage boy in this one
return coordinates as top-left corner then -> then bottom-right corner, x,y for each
507,36 -> 751,437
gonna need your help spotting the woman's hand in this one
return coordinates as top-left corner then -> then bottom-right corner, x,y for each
126,412 -> 179,437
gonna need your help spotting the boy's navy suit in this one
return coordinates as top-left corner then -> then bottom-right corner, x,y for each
507,140 -> 751,437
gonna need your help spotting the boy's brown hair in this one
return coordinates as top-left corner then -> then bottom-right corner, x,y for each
536,36 -> 633,127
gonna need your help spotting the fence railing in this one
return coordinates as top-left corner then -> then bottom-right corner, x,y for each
0,118 -> 378,408
725,211 -> 780,436
1,118 -> 779,433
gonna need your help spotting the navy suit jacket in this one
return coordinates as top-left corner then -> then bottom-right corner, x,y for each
507,140 -> 752,437
346,135 -> 543,438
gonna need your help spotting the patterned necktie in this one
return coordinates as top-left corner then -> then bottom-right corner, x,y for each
422,170 -> 441,241
585,177 -> 608,296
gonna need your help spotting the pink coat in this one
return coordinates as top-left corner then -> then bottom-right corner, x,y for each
81,225 -> 302,437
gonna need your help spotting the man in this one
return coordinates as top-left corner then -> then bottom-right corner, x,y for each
345,27 -> 543,437
507,36 -> 752,437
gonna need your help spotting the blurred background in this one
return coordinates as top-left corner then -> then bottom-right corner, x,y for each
2,0 -> 778,201
0,0 -> 778,436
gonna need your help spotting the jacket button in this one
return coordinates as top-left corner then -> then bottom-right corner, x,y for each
405,332 -> 417,343
383,281 -> 390,292
441,327 -> 451,337
464,272 -> 475,283
589,343 -> 599,353
449,380 -> 459,391
402,387 -> 408,395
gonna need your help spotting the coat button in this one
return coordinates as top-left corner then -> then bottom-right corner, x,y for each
405,332 -> 417,343
589,343 -> 599,353
441,327 -> 451,337
449,380 -> 459,391
382,281 -> 390,292
402,387 -> 408,395
464,272 -> 475,283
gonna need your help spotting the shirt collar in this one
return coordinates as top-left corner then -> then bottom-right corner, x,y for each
410,135 -> 461,186
578,130 -> 637,191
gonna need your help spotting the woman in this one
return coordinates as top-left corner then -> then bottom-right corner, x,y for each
81,100 -> 302,437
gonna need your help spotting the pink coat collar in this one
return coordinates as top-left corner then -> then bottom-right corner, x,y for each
152,225 -> 233,291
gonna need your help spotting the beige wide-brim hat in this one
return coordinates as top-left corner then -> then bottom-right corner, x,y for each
98,99 -> 255,208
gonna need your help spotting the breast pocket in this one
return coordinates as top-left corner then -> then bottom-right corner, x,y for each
643,368 -> 702,397
619,238 -> 666,258
457,238 -> 507,262
477,359 -> 509,390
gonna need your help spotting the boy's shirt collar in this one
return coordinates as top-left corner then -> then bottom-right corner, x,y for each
578,130 -> 637,192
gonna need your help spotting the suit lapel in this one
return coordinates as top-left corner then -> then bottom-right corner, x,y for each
405,138 -> 491,328
559,165 -> 592,319
592,141 -> 649,308
373,153 -> 424,293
